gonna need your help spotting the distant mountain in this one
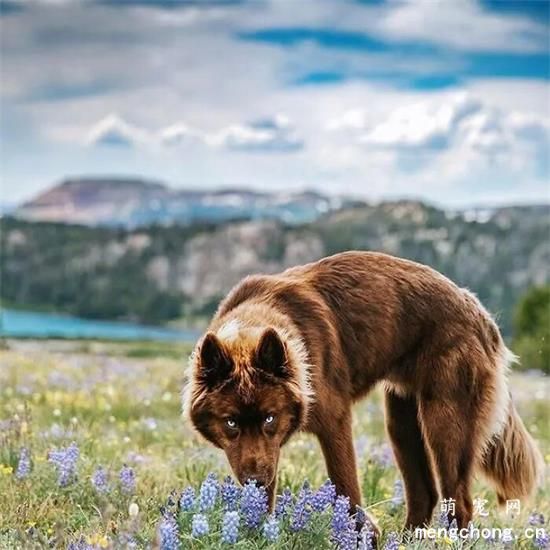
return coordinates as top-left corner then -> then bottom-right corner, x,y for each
2,201 -> 549,335
14,178 -> 346,227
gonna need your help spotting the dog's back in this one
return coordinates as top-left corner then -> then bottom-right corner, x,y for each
217,250 -> 495,397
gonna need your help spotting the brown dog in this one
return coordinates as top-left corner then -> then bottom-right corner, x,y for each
184,251 -> 542,533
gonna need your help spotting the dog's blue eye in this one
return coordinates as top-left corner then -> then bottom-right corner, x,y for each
264,415 -> 274,424
226,419 -> 237,429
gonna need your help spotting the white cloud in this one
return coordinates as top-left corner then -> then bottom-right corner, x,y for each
376,0 -> 547,53
326,108 -> 369,131
360,93 -> 483,149
207,114 -> 303,152
327,92 -> 548,168
159,123 -> 203,147
83,113 -> 303,153
86,113 -> 151,147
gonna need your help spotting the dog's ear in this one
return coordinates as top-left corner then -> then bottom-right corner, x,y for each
255,328 -> 288,378
198,332 -> 232,388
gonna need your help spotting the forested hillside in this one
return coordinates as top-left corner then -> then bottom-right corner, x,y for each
2,201 -> 548,335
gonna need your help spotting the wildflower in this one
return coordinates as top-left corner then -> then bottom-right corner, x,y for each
179,487 -> 195,511
199,473 -> 219,511
191,513 -> 209,538
158,513 -> 180,550
91,467 -> 109,494
275,488 -> 294,519
15,447 -> 31,480
358,522 -> 375,550
116,532 -> 138,549
263,515 -> 280,543
47,423 -> 66,439
48,442 -> 79,486
383,532 -> 400,550
143,417 -> 157,430
391,478 -> 404,507
371,444 -> 393,468
529,512 -> 545,526
534,531 -> 549,549
67,536 -> 94,550
331,495 -> 356,549
311,479 -> 336,512
129,503 -> 139,517
332,495 -> 350,533
0,465 -> 13,475
221,510 -> 239,544
221,476 -> 241,511
119,465 -> 136,494
240,480 -> 268,529
87,534 -> 109,548
437,510 -> 450,528
290,480 -> 313,532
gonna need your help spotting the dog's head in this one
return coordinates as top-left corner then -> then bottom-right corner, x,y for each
184,321 -> 311,488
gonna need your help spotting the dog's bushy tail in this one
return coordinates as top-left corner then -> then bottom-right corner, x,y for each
480,384 -> 543,505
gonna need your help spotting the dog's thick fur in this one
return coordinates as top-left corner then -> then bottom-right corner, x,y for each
185,251 -> 542,533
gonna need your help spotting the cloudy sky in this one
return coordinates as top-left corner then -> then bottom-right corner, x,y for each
1,0 -> 549,207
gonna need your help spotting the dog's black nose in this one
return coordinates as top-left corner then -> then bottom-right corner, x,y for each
239,475 -> 267,487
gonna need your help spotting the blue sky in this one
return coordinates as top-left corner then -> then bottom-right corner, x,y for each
1,0 -> 549,207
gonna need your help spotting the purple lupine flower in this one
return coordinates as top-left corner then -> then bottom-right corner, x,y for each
91,466 -> 109,494
355,435 -> 369,458
337,528 -> 358,550
119,465 -> 136,494
529,513 -> 545,526
274,488 -> 293,519
179,487 -> 195,511
158,513 -> 180,550
67,536 -> 94,550
191,513 -> 209,538
383,532 -> 400,550
240,480 -> 268,529
534,531 -> 549,549
311,479 -> 336,512
290,480 -> 313,532
221,476 -> 241,511
15,447 -> 31,480
221,510 -> 239,544
437,510 -> 450,528
263,515 -> 280,543
391,478 -> 404,507
199,473 -> 219,512
331,495 -> 357,549
358,522 -> 375,550
371,443 -> 394,468
116,533 -> 138,549
332,495 -> 350,533
48,442 -> 79,486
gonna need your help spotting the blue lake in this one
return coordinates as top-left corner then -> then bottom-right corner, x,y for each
0,308 -> 199,342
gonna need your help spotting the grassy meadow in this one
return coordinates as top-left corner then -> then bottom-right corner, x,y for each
0,340 -> 548,549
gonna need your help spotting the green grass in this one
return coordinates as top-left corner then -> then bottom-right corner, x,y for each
0,343 -> 548,549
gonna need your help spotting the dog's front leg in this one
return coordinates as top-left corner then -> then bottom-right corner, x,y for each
316,411 -> 380,541
316,410 -> 361,507
266,478 -> 277,512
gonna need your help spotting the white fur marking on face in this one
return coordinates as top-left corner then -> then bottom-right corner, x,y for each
217,319 -> 241,342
